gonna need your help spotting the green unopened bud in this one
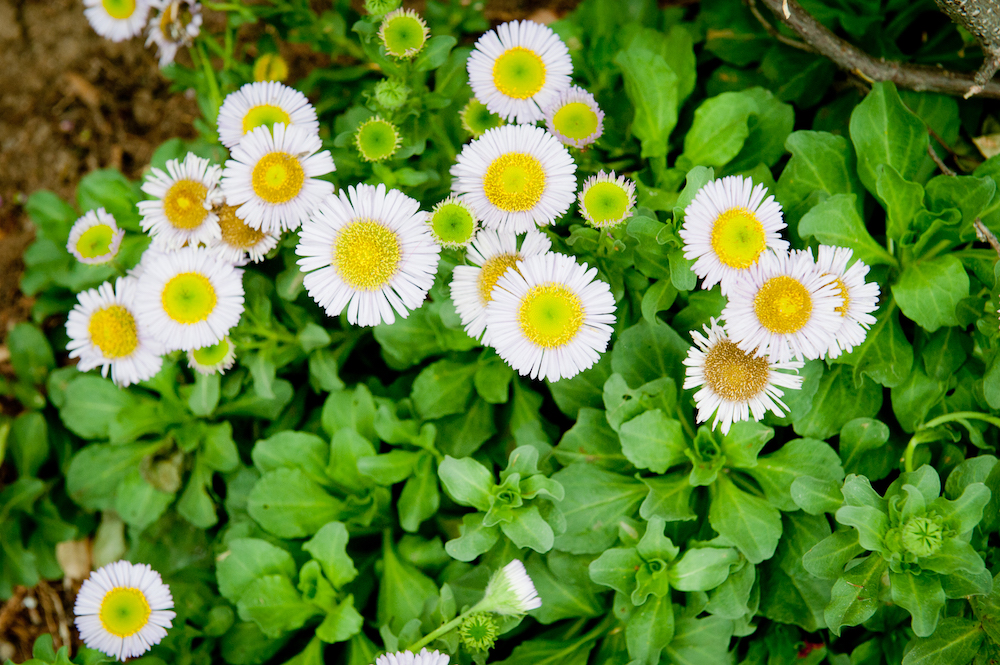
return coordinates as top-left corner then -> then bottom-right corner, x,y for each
364,0 -> 401,18
459,613 -> 498,652
378,9 -> 429,59
374,79 -> 410,111
460,98 -> 504,138
901,516 -> 944,557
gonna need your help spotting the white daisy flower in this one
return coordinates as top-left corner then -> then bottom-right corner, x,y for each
66,278 -> 164,388
474,560 -> 542,615
84,0 -> 151,42
67,208 -> 125,265
683,318 -> 803,434
207,203 -> 280,265
146,0 -> 201,67
451,123 -> 576,234
220,123 -> 335,234
723,248 -> 842,363
296,183 -> 441,327
216,81 -> 320,149
73,560 -> 175,662
450,228 -> 551,344
138,153 -> 222,250
187,336 -> 236,375
426,196 -> 478,248
811,245 -> 880,359
578,171 -> 636,229
485,252 -> 615,382
134,246 -> 245,352
679,175 -> 789,295
374,649 -> 450,665
543,85 -> 604,149
378,9 -> 429,59
467,20 -> 572,124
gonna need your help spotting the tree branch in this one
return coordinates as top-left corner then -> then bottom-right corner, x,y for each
759,0 -> 1000,99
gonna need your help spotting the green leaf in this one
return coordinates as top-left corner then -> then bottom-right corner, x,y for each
838,302 -> 913,389
413,34 -> 456,71
825,554 -> 886,636
438,455 -> 493,511
613,42 -> 679,158
775,130 -> 863,225
501,505 -> 555,553
8,323 -> 54,386
59,376 -> 136,440
495,638 -> 594,665
748,438 -> 845,511
626,594 -> 674,665
547,357 -> 610,418
875,163 -> 928,243
215,379 -> 294,420
357,450 -> 421,486
525,554 -> 604,624
663,615 -> 735,665
378,534 -> 438,632
551,464 -> 646,554
114,469 -> 173,530
316,596 -> 364,643
321,385 -> 376,441
799,193 -> 897,266
217,538 -> 296,604
802,528 -> 865,579
892,255 -> 969,332
790,476 -> 844,515
475,356 -> 514,404
589,547 -> 643,596
640,279 -> 677,325
720,421 -> 774,469
891,367 -> 947,433
188,373 -> 220,417
835,505 -> 888,553
726,87 -> 794,173
611,319 -> 689,388
9,412 -> 48,478
890,570 -> 945,637
902,617 -> 985,665
444,512 -> 500,562
554,407 -> 630,472
411,359 -> 477,420
618,410 -> 687,474
669,548 -> 739,592
849,81 -> 929,196
639,471 -> 697,522
237,574 -> 322,638
708,473 -> 782,564
66,442 -> 158,511
793,365 -> 882,440
934,482 -> 991,534
247,468 -> 346,539
252,431 -> 330,487
398,454 -> 439,532
678,91 -> 758,169
303,522 -> 357,589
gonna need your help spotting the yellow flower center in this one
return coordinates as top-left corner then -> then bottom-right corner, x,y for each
710,207 -> 767,269
102,0 -> 136,19
492,47 -> 546,99
333,220 -> 401,291
477,253 -> 520,305
193,338 -> 231,366
163,179 -> 209,230
162,272 -> 217,324
754,275 -> 812,334
217,204 -> 267,250
76,224 -> 115,260
99,587 -> 151,638
254,53 -> 289,82
88,305 -> 139,359
552,102 -> 599,141
242,104 -> 293,135
832,276 -> 850,316
252,152 -> 305,204
483,153 -> 545,212
703,339 -> 770,402
518,283 -> 584,349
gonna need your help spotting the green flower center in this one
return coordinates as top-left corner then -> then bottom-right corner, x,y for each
76,224 -> 115,260
462,98 -> 504,138
901,516 -> 944,558
162,272 -> 217,324
192,339 -> 231,366
582,181 -> 629,227
242,104 -> 292,135
381,13 -> 427,57
102,0 -> 136,19
710,207 -> 766,269
492,47 -> 546,99
99,587 -> 151,638
552,102 -> 599,141
431,203 -> 475,245
356,118 -> 400,161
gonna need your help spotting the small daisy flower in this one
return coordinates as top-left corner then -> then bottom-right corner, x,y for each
68,208 -> 125,265
427,197 -> 478,248
460,98 -> 505,139
134,246 -> 245,352
355,116 -> 402,162
66,278 -> 164,388
374,649 -> 450,665
296,183 -> 441,327
146,0 -> 201,67
485,252 -> 616,382
467,20 -> 572,124
474,560 -> 542,616
84,0 -> 151,42
74,560 -> 175,662
450,228 -> 551,343
723,249 -> 842,363
683,318 -> 803,434
451,123 -> 576,234
187,336 -> 236,375
216,81 -> 320,149
220,123 -> 335,234
679,175 -> 788,295
207,203 -> 280,265
378,9 -> 429,59
543,86 -> 604,149
138,153 -> 222,250
253,53 -> 289,83
578,171 -> 636,229
811,245 -> 880,359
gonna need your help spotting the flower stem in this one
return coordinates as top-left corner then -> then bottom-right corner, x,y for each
903,411 -> 1000,471
408,613 -> 469,652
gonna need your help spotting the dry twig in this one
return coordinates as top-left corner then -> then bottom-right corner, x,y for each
927,143 -> 957,176
974,219 -> 1000,257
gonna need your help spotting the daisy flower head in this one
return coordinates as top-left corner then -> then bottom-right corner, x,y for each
187,336 -> 236,375
578,171 -> 636,229
138,153 -> 222,250
146,0 -> 201,67
683,318 -> 803,434
355,116 -> 402,162
134,246 -> 245,352
216,81 -> 320,149
74,560 -> 175,661
723,248 -> 842,363
485,252 -> 615,382
543,85 -> 604,149
66,277 -> 164,387
460,97 -> 505,139
253,53 -> 289,83
811,245 -> 880,359
220,123 -> 335,234
467,20 -> 572,124
207,203 -> 280,265
474,560 -> 542,616
450,228 -> 551,343
451,123 -> 576,234
68,208 -> 125,265
84,0 -> 150,42
427,196 -> 478,248
296,183 -> 441,327
679,175 -> 788,295
378,9 -> 429,59
374,649 -> 450,665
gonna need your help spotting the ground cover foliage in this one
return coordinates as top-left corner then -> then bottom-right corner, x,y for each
7,0 -> 1000,663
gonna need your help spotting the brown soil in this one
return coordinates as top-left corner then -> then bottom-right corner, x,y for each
0,582 -> 81,664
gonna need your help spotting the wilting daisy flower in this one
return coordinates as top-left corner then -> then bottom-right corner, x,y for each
146,0 -> 201,67
474,560 -> 542,615
683,319 -> 803,434
451,124 -> 576,234
84,0 -> 150,42
378,9 -> 429,59
138,153 -> 222,250
467,20 -> 572,124
679,176 -> 788,295
221,123 -> 335,234
66,278 -> 164,387
355,116 -> 402,162
68,208 -> 125,265
486,252 -> 615,381
543,86 -> 604,149
450,228 -> 551,343
207,204 -> 280,265
811,245 -> 880,359
187,336 -> 236,375
296,183 -> 440,327
134,246 -> 245,352
253,53 -> 289,83
460,98 -> 504,139
374,649 -> 450,665
216,81 -> 320,149
427,197 -> 478,248
74,560 -> 175,662
723,249 -> 841,363
578,171 -> 636,229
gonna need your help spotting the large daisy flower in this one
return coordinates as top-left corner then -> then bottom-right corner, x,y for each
74,560 -> 175,662
134,246 -> 245,352
811,245 -> 880,359
66,278 -> 164,388
683,318 -> 803,434
296,183 -> 441,327
467,20 -> 572,124
220,123 -> 335,234
577,171 -> 636,229
374,650 -> 450,665
138,153 -> 222,250
485,252 -> 616,382
723,249 -> 842,363
84,0 -> 151,42
216,81 -> 320,149
146,0 -> 202,67
679,175 -> 788,295
206,203 -> 280,265
450,228 -> 551,344
67,208 -> 125,265
451,124 -> 576,234
543,85 -> 604,149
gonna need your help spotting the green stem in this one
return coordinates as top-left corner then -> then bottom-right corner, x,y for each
903,411 -> 1000,471
676,403 -> 697,441
194,40 -> 223,121
409,613 -> 469,652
